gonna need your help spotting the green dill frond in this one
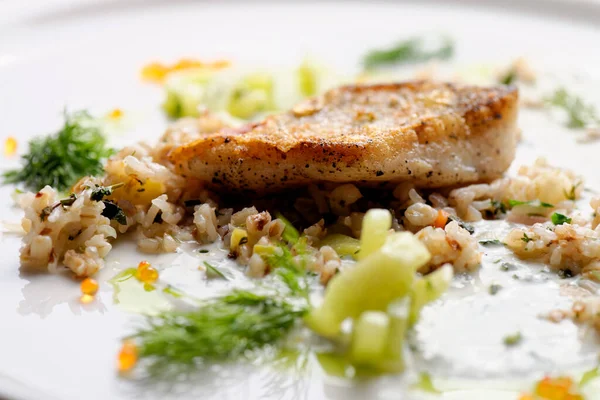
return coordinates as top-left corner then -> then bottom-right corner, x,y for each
363,36 -> 454,70
547,88 -> 599,129
3,110 -> 113,191
132,290 -> 308,375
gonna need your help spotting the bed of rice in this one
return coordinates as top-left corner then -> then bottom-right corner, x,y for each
15,114 -> 600,286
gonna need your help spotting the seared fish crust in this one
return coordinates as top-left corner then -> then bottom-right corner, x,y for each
172,81 -> 519,193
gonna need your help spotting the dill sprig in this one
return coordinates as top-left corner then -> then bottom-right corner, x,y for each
547,88 -> 600,129
3,111 -> 113,191
363,36 -> 453,70
133,290 -> 307,375
131,236 -> 311,376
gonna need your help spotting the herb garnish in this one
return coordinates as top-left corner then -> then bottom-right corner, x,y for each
479,239 -> 503,246
90,183 -> 124,201
500,262 -> 517,271
551,212 -> 572,226
508,199 -> 554,208
503,332 -> 523,346
521,233 -> 533,243
447,215 -> 475,234
3,111 -> 113,191
499,69 -> 517,85
489,284 -> 502,295
130,234 -> 310,375
362,36 -> 454,70
564,181 -> 581,201
40,193 -> 78,221
547,88 -> 600,129
204,261 -> 228,280
580,365 -> 600,387
101,201 -> 127,225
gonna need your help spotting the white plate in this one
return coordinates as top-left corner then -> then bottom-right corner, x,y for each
1,1 -> 600,399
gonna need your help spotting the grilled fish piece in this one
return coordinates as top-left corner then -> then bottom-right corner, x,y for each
171,81 -> 519,193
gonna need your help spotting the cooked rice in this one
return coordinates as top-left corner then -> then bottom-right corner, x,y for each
415,221 -> 481,274
505,221 -> 600,275
18,181 -> 116,276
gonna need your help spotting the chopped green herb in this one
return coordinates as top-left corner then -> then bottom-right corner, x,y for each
479,239 -> 503,246
3,111 -> 113,191
551,212 -> 572,226
162,285 -> 184,298
489,284 -> 502,295
90,182 -> 124,201
198,249 -> 209,254
411,371 -> 441,394
143,283 -> 156,292
263,244 -> 309,298
503,332 -> 523,346
39,193 -> 79,220
500,262 -> 517,271
59,193 -> 77,207
508,199 -> 554,208
564,181 -> 582,201
547,88 -> 600,129
521,233 -> 533,243
580,365 -> 600,387
447,215 -> 474,234
204,262 -> 228,280
363,36 -> 453,70
500,69 -> 517,85
101,201 -> 127,225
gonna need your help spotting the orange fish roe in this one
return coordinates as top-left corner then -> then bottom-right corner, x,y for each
4,136 -> 17,157
108,108 -> 123,119
520,376 -> 585,400
137,261 -> 159,284
117,340 -> 138,373
432,209 -> 449,229
141,58 -> 231,83
81,277 -> 99,296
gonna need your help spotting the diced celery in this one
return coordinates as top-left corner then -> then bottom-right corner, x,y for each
378,298 -> 410,373
357,209 -> 392,260
298,61 -> 318,97
162,69 -> 215,118
315,352 -> 351,378
305,232 -> 431,338
409,265 -> 453,326
227,72 -> 274,119
275,213 -> 300,244
319,234 -> 360,259
350,311 -> 390,365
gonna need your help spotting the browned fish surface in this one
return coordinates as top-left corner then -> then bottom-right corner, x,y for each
171,81 -> 519,193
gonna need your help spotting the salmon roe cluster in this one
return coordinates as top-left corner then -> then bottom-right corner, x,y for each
117,341 -> 137,373
80,278 -> 99,303
519,376 -> 584,400
137,261 -> 159,284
